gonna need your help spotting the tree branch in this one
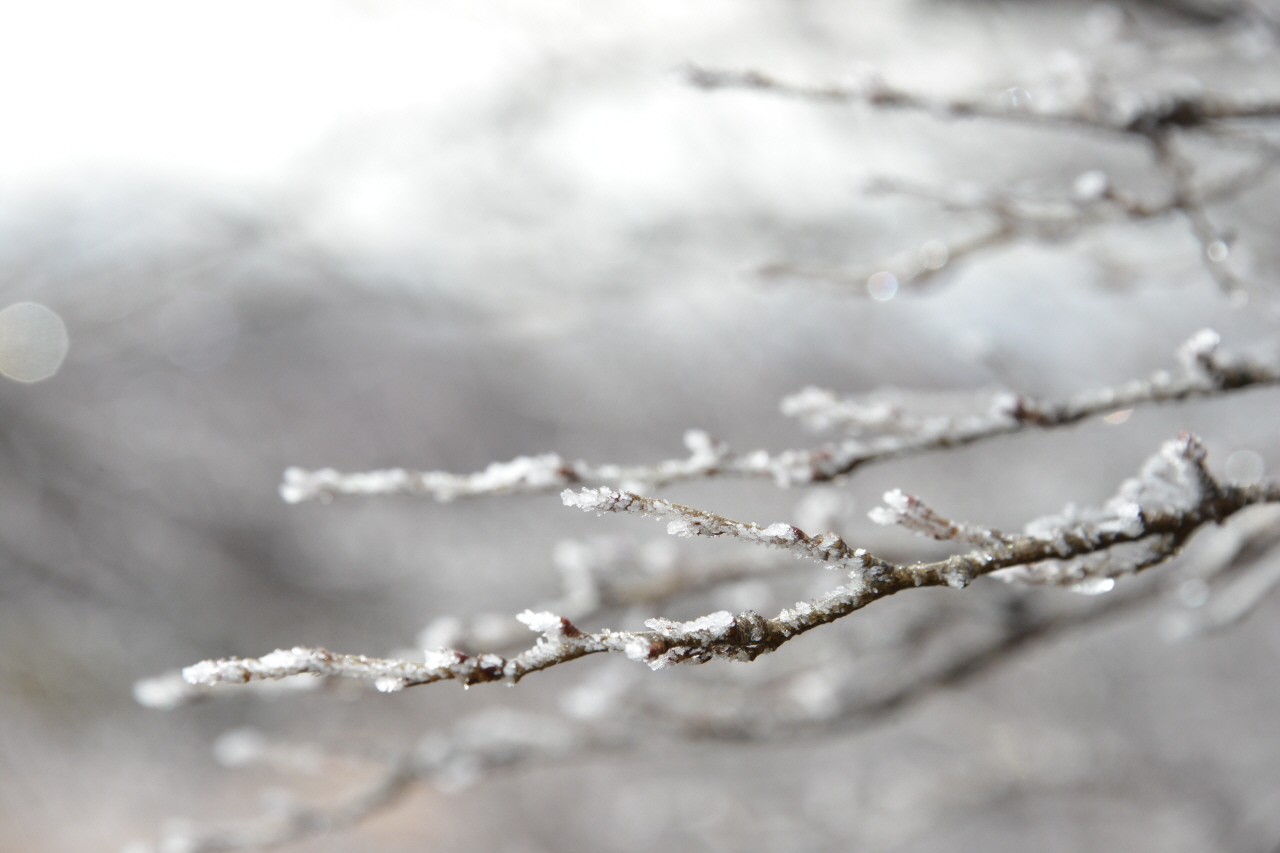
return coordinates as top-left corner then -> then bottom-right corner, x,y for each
179,434 -> 1280,693
683,64 -> 1280,138
278,331 -> 1280,500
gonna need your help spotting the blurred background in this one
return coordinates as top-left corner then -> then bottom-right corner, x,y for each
3,1 -> 1280,851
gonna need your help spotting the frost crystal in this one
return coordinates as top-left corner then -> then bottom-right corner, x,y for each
761,522 -> 800,542
424,648 -> 468,671
645,610 -> 736,640
515,610 -> 579,640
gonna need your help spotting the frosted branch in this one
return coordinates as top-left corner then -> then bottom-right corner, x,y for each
279,332 -> 1280,498
279,452 -> 576,503
175,434 -> 1280,694
868,489 -> 1011,547
561,486 -> 877,569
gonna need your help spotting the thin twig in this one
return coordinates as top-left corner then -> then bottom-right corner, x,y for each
181,434 -> 1280,693
278,331 -> 1280,500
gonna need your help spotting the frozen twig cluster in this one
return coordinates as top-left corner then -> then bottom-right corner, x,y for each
172,433 -> 1280,696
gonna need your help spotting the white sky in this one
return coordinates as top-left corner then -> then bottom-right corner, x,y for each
0,1 -> 533,188
0,1 -> 1054,271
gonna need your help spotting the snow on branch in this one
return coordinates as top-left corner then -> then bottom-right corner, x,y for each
868,489 -> 1011,547
279,452 -> 577,504
560,487 -> 877,569
174,434 -> 1280,695
781,329 -> 1276,447
278,332 -> 1280,500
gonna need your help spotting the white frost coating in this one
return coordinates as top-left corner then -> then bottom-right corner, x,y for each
869,488 -> 1005,545
1005,435 -> 1221,587
1095,500 -> 1144,538
183,658 -> 240,685
515,610 -> 578,641
282,453 -> 571,503
666,519 -> 695,537
563,486 -> 875,571
259,648 -> 311,670
762,522 -> 801,542
624,637 -> 661,664
516,610 -> 563,635
423,648 -> 468,670
645,610 -> 736,639
561,487 -> 646,515
780,386 -> 901,433
1024,435 -> 1207,543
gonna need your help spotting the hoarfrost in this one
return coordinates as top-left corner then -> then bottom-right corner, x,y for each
375,677 -> 408,693
645,610 -> 737,640
282,453 -> 572,503
515,610 -> 579,640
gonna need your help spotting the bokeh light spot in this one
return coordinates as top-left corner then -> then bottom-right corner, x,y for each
918,240 -> 949,270
867,271 -> 898,301
0,301 -> 69,383
1225,449 -> 1264,484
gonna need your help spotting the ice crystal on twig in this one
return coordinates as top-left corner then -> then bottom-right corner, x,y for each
869,489 -> 1010,547
561,487 -> 874,569
279,453 -> 575,503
